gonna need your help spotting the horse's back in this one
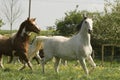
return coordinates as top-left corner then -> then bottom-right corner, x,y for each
43,36 -> 77,59
0,35 -> 10,46
43,35 -> 90,60
44,36 -> 69,47
52,36 -> 69,40
0,35 -> 13,55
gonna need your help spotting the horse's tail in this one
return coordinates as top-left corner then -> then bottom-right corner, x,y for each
27,36 -> 48,60
35,36 -> 49,51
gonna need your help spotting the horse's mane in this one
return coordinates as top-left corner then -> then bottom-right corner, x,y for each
16,20 -> 27,36
76,17 -> 87,31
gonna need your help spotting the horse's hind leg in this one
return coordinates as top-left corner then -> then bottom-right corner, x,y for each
34,53 -> 42,64
8,50 -> 16,63
34,56 -> 41,64
41,53 -> 53,73
54,57 -> 60,73
0,54 -> 4,68
61,59 -> 67,66
41,58 -> 45,73
87,55 -> 96,73
79,58 -> 88,75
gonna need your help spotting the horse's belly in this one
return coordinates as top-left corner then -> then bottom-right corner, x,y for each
56,51 -> 77,60
61,56 -> 77,60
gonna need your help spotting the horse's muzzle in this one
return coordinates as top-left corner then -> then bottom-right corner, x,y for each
88,29 -> 93,34
35,29 -> 41,34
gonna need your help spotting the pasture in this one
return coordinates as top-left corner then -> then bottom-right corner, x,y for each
0,28 -> 120,80
0,57 -> 120,80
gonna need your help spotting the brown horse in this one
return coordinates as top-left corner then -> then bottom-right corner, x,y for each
0,18 -> 40,70
0,35 -> 14,68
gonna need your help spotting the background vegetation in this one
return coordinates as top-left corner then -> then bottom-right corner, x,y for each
0,0 -> 120,80
0,0 -> 120,62
0,58 -> 120,80
0,0 -> 119,61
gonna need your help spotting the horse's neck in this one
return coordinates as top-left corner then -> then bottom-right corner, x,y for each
16,26 -> 30,41
78,31 -> 91,45
16,31 -> 30,42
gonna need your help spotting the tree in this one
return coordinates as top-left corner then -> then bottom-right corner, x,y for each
55,9 -> 97,36
0,19 -> 5,30
55,6 -> 83,36
93,0 -> 120,44
1,0 -> 22,33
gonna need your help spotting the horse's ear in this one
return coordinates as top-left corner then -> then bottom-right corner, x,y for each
32,18 -> 36,21
83,13 -> 87,19
27,17 -> 30,20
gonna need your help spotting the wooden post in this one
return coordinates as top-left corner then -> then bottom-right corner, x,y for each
111,46 -> 114,65
102,45 -> 104,66
101,44 -> 120,66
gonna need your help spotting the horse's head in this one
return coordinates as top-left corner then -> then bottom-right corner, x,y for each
25,18 -> 40,34
84,18 -> 93,34
77,17 -> 93,34
19,18 -> 40,36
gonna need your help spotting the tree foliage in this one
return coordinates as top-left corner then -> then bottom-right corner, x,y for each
55,7 -> 83,36
55,8 -> 99,36
0,19 -> 4,29
55,0 -> 120,45
1,0 -> 22,33
93,0 -> 120,44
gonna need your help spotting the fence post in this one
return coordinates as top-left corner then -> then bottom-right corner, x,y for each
102,45 -> 104,66
111,46 -> 114,65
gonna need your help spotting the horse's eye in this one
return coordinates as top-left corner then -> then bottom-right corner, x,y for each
85,21 -> 87,24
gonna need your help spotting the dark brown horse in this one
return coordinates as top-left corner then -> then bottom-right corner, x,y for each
0,35 -> 14,68
0,18 -> 40,70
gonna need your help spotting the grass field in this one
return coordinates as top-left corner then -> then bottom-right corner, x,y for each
0,58 -> 120,80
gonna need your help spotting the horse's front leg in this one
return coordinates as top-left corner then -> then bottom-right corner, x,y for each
87,55 -> 96,73
27,61 -> 32,70
19,61 -> 32,70
18,52 -> 33,70
79,58 -> 89,75
24,55 -> 33,70
0,54 -> 4,68
54,57 -> 60,73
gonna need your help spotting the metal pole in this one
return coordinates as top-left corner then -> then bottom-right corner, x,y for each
28,0 -> 31,18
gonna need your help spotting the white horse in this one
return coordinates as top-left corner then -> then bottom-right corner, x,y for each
36,17 -> 96,75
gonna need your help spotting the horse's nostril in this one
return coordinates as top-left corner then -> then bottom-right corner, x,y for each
88,29 -> 92,34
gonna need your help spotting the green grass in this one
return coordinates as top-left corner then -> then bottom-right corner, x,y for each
0,59 -> 120,80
